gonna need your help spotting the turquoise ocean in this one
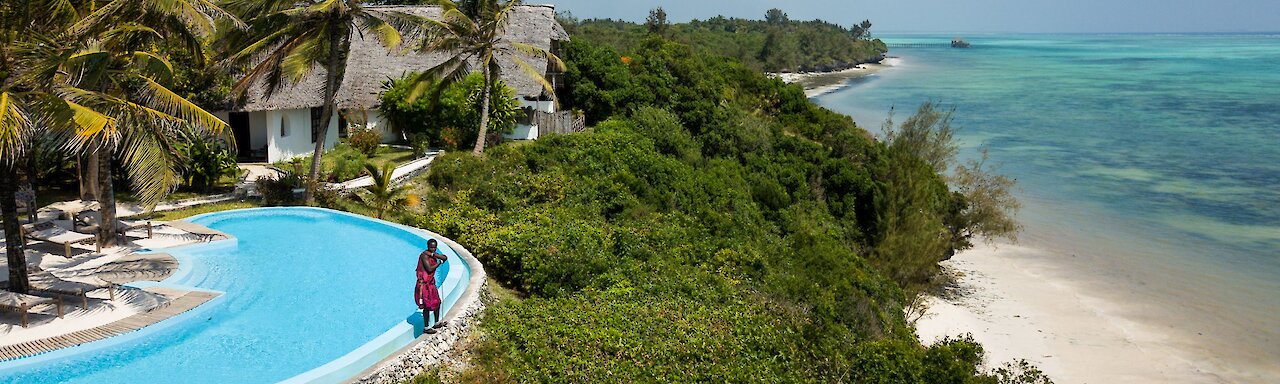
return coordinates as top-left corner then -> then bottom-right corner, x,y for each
818,34 -> 1279,379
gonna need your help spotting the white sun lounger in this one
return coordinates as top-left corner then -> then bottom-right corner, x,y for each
29,272 -> 118,309
0,290 -> 64,327
76,211 -> 156,239
20,221 -> 100,258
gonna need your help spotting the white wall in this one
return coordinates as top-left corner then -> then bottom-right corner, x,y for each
506,124 -> 538,141
266,108 -> 340,163
504,99 -> 558,141
363,111 -> 400,143
520,99 -> 556,113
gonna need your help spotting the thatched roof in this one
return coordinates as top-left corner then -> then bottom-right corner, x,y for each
234,4 -> 569,112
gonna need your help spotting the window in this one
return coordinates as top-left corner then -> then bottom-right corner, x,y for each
280,115 -> 290,137
310,107 -> 324,143
338,110 -> 349,138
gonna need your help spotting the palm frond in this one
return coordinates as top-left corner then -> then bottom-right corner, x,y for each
61,98 -> 118,146
192,0 -> 248,30
376,10 -> 430,41
230,32 -> 312,97
69,0 -> 129,37
508,41 -> 566,72
130,51 -> 176,81
135,76 -> 228,133
0,92 -> 32,163
118,126 -> 182,209
222,25 -> 296,66
510,56 -> 557,104
279,32 -> 328,84
99,23 -> 163,45
358,12 -> 404,51
407,54 -> 471,103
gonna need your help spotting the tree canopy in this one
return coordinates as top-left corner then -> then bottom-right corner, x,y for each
566,9 -> 888,73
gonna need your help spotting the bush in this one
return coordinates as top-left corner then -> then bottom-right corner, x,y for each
312,183 -> 345,210
175,125 -> 238,192
346,127 -> 382,157
378,72 -> 522,151
407,132 -> 432,157
329,150 -> 368,182
257,171 -> 302,206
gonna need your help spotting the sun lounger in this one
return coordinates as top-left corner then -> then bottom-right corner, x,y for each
0,290 -> 64,327
20,221 -> 99,258
28,272 -> 118,309
75,211 -> 156,239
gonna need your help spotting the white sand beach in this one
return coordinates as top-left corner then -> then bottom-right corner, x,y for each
915,243 -> 1244,383
773,57 -> 900,97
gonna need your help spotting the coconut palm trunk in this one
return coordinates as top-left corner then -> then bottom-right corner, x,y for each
96,143 -> 119,247
1,164 -> 29,293
306,30 -> 344,205
473,66 -> 493,155
80,152 -> 100,201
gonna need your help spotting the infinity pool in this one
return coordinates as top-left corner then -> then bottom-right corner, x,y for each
0,208 -> 470,383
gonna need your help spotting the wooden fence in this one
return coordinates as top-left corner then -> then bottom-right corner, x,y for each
534,110 -> 586,137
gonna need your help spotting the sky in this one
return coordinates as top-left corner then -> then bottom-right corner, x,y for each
538,0 -> 1280,33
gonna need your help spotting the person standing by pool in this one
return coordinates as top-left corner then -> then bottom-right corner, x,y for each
416,239 -> 448,333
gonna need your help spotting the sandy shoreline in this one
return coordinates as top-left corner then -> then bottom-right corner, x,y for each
915,243 -> 1275,383
772,57 -> 900,97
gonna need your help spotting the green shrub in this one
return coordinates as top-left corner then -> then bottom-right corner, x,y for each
257,171 -> 302,206
346,127 -> 383,157
407,132 -> 432,157
175,125 -> 238,192
330,150 -> 368,182
378,72 -> 521,151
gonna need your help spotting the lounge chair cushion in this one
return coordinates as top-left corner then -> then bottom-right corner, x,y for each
23,222 -> 95,244
0,291 -> 56,309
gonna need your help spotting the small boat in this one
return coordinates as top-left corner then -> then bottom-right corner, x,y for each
951,38 -> 971,48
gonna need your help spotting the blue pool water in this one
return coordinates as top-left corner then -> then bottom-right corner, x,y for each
818,34 -> 1279,378
1,208 -> 468,383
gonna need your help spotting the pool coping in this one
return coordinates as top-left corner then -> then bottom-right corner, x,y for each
347,224 -> 489,384
0,287 -> 227,372
0,290 -> 222,363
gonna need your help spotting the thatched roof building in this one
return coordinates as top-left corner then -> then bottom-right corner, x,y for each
233,4 -> 569,112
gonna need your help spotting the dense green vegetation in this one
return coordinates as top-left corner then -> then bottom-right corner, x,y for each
379,73 -> 522,151
403,28 -> 1035,381
561,8 -> 887,73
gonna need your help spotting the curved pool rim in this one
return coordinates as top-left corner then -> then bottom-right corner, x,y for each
0,207 -> 482,384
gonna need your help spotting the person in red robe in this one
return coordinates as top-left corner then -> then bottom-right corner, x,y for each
415,239 -> 448,333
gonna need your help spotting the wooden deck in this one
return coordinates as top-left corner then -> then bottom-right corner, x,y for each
0,290 -> 220,361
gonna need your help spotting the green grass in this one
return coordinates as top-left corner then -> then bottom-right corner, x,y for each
115,172 -> 244,203
127,200 -> 262,221
275,144 -> 417,179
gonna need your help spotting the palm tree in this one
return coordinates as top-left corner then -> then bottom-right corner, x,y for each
412,0 -> 564,155
223,0 -> 421,205
354,162 -> 411,219
0,88 -> 35,293
26,0 -> 240,247
0,1 -> 101,293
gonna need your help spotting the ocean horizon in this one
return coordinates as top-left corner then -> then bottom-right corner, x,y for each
818,33 -> 1280,380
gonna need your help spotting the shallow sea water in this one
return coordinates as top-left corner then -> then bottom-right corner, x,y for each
818,33 -> 1280,380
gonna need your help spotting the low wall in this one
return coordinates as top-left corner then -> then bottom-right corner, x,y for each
351,229 -> 488,384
